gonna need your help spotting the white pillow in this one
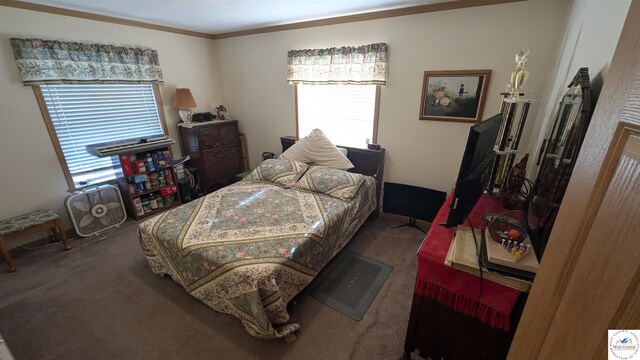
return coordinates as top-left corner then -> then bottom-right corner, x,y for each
280,129 -> 354,170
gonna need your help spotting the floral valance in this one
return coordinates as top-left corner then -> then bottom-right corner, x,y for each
287,43 -> 387,85
10,38 -> 164,86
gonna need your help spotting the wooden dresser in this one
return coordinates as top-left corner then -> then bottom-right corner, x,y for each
178,120 -> 243,192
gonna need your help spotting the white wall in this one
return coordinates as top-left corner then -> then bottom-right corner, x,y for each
0,0 -> 630,245
526,0 -> 631,176
214,0 -> 570,193
0,7 -> 222,235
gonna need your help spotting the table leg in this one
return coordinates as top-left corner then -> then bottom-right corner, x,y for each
0,238 -> 16,273
52,219 -> 71,250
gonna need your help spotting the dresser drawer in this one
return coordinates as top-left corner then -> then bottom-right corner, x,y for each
198,122 -> 238,149
202,145 -> 243,184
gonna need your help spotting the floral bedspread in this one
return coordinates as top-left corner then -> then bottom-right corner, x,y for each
138,177 -> 376,339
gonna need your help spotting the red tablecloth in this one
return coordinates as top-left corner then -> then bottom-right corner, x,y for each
415,192 -> 521,331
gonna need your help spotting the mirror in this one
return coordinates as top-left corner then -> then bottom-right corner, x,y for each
526,68 -> 592,258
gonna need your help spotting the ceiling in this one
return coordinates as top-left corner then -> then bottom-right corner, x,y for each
16,0 -> 459,35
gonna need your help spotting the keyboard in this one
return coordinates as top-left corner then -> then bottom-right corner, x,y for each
86,135 -> 175,157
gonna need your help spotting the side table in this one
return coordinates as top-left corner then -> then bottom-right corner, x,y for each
403,193 -> 527,359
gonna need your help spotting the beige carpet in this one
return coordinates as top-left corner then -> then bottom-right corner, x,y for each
0,214 -> 427,360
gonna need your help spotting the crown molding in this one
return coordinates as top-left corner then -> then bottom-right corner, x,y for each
1,0 -> 525,40
0,0 -> 216,39
212,0 -> 525,39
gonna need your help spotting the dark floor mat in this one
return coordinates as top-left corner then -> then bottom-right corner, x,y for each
309,252 -> 392,321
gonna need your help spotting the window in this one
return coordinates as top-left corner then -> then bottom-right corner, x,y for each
39,84 -> 166,189
296,84 -> 379,148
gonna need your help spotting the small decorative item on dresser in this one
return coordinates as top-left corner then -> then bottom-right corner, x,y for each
215,105 -> 229,120
509,49 -> 530,99
173,88 -> 197,123
192,112 -> 217,122
500,153 -> 529,209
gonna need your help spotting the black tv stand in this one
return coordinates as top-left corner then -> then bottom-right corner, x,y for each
391,217 -> 427,234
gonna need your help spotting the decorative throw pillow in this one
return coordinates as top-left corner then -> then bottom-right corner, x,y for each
295,166 -> 366,200
247,159 -> 309,188
279,129 -> 354,170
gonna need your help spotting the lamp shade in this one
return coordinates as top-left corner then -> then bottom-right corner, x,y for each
173,88 -> 197,109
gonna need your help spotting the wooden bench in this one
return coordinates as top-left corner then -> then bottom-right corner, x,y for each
0,209 -> 70,272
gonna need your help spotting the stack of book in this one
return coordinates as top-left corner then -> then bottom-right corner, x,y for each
444,226 -> 537,292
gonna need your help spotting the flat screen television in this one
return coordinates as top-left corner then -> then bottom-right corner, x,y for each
445,114 -> 502,227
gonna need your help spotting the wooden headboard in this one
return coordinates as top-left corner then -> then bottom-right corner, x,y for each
280,136 -> 385,219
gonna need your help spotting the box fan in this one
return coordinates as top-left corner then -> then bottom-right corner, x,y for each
65,185 -> 127,237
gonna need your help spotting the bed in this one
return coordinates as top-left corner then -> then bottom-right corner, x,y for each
138,137 -> 385,339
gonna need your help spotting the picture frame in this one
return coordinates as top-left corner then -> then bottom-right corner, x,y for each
419,69 -> 492,123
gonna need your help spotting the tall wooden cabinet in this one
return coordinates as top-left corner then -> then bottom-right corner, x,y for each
178,120 -> 243,192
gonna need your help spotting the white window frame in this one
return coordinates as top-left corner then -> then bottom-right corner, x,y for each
295,84 -> 380,147
35,84 -> 169,191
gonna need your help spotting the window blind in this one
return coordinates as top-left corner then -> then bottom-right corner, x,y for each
41,84 -> 164,187
297,84 -> 376,148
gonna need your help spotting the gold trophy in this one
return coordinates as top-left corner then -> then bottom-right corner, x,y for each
509,49 -> 529,99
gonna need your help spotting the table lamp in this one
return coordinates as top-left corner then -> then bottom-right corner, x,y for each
173,88 -> 197,123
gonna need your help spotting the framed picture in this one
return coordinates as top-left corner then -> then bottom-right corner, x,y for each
419,70 -> 492,123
